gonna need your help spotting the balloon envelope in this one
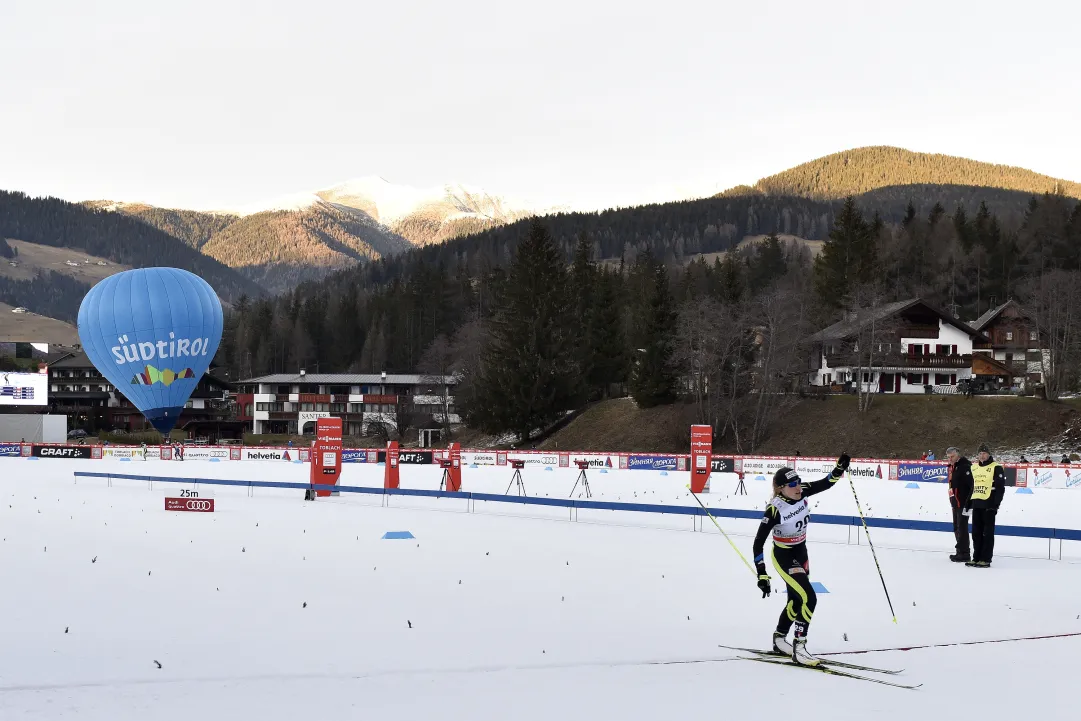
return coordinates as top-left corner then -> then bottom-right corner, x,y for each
77,268 -> 223,435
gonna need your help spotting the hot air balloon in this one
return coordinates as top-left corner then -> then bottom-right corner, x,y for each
77,268 -> 223,435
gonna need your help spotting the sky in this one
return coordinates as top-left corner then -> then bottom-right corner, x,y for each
1,0 -> 1078,213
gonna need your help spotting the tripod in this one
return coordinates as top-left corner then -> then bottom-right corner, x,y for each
734,472 -> 747,496
440,467 -> 449,491
504,468 -> 527,496
570,467 -> 592,498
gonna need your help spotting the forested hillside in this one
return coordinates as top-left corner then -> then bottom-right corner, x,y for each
0,191 -> 262,302
83,203 -> 238,249
752,146 -> 1081,207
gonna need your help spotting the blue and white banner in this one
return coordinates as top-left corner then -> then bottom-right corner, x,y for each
627,454 -> 678,471
342,449 -> 367,463
0,442 -> 22,457
896,463 -> 949,483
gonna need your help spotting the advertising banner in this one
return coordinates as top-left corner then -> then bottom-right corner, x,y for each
462,452 -> 498,466
794,459 -> 836,478
180,446 -> 232,461
242,447 -> 301,462
504,453 -> 560,466
312,416 -> 343,497
847,461 -> 888,481
102,447 -> 162,460
569,454 -> 615,469
377,450 -> 433,465
0,442 -> 23,457
710,457 -> 735,473
627,454 -> 679,471
1027,465 -> 1080,489
32,444 -> 94,459
689,424 -> 712,493
165,497 -> 215,512
740,457 -> 790,481
341,449 -> 367,463
896,462 -> 949,484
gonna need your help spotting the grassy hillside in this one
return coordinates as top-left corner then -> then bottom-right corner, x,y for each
93,203 -> 238,249
752,146 -> 1081,202
540,396 -> 1081,460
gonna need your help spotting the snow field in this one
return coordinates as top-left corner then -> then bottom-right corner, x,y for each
1,458 -> 1079,719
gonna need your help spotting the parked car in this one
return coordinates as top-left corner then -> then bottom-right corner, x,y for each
67,429 -> 88,439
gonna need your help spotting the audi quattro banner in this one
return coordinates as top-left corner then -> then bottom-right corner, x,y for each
794,458 -> 836,478
739,457 -> 790,481
504,453 -> 560,466
0,442 -> 22,457
376,450 -> 433,464
178,446 -> 233,461
627,454 -> 679,471
32,444 -> 95,459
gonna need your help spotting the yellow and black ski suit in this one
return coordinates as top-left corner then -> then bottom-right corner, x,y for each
752,472 -> 840,639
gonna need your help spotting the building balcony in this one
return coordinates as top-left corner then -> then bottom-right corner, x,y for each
825,353 -> 972,370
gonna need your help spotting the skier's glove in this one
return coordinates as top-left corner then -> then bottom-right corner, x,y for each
757,574 -> 771,598
832,452 -> 851,478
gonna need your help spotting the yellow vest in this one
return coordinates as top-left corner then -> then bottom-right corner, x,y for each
971,462 -> 1000,501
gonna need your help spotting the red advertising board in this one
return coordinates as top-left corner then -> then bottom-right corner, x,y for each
165,497 -> 215,512
690,424 -> 712,493
311,417 -> 343,497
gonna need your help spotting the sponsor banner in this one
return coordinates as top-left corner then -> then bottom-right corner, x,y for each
1026,465 -> 1079,489
377,450 -> 433,465
710,457 -> 735,473
180,446 -> 232,461
505,453 -> 560,466
242,448 -> 300,462
342,449 -> 367,463
32,444 -> 94,459
569,454 -> 615,469
740,457 -> 790,481
102,447 -> 162,460
848,461 -> 887,481
0,442 -> 22,457
165,497 -> 215,512
462,452 -> 498,466
794,459 -> 836,478
627,454 -> 679,471
896,462 -> 949,484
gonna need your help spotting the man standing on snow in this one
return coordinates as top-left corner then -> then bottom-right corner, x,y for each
945,446 -> 973,563
966,443 -> 1006,568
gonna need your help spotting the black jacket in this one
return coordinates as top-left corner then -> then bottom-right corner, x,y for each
948,457 -> 973,509
969,455 -> 1006,511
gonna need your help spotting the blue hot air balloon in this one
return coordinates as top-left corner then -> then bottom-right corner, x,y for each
77,268 -> 224,435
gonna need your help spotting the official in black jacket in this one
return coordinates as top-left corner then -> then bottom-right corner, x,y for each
945,446 -> 973,562
966,443 -> 1006,567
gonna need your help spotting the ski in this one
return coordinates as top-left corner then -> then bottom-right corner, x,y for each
718,644 -> 902,674
742,656 -> 921,689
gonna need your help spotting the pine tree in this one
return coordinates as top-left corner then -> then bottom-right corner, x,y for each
587,269 -> 627,396
812,197 -> 874,309
748,234 -> 787,289
630,260 -> 677,407
472,220 -> 578,443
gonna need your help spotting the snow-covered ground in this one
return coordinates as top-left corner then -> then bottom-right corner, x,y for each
2,458 -> 1078,719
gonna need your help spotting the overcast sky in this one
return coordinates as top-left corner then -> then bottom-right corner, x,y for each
1,0 -> 1077,212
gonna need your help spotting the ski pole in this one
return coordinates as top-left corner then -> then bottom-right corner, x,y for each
846,471 -> 898,623
686,485 -> 757,577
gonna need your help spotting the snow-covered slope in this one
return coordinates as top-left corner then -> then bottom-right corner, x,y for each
3,459 -> 1081,720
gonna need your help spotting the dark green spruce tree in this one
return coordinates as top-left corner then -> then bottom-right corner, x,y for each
472,220 -> 578,443
812,196 -> 877,309
586,268 -> 627,397
630,259 -> 677,408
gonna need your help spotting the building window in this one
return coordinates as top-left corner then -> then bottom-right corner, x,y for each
1006,331 -> 1013,341
348,403 -> 363,413
907,373 -> 921,385
301,403 -> 314,412
330,403 -> 347,413
1029,331 -> 1038,342
277,385 -> 290,394
935,373 -> 951,385
244,404 -> 253,417
316,403 -> 329,412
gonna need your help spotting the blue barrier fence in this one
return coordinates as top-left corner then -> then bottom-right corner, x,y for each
72,470 -> 1081,546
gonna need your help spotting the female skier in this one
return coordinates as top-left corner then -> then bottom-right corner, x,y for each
751,452 -> 850,666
